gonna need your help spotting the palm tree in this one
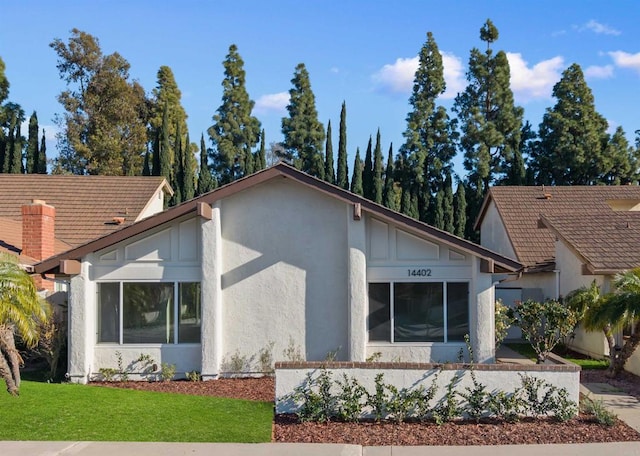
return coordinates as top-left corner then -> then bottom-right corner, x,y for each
566,269 -> 640,377
0,253 -> 48,395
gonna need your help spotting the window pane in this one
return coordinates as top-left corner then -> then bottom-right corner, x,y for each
179,283 -> 201,343
447,282 -> 469,341
394,283 -> 443,342
123,283 -> 174,344
368,283 -> 390,341
98,283 -> 120,343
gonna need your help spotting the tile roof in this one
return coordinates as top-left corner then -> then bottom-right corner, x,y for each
478,185 -> 640,269
35,163 -> 523,275
540,213 -> 640,273
0,217 -> 71,265
0,175 -> 170,248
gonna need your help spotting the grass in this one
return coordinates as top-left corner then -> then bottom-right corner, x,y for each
0,381 -> 273,442
505,343 -> 610,370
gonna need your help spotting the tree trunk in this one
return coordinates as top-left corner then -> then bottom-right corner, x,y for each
612,322 -> 640,378
0,325 -> 21,393
603,326 -> 617,378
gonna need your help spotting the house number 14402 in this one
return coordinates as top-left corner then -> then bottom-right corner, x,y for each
407,268 -> 432,277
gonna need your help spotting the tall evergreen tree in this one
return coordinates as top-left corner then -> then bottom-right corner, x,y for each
197,133 -> 215,195
171,123 -> 183,206
443,174 -> 455,234
281,63 -> 325,178
142,148 -> 151,176
530,63 -> 618,185
350,148 -> 363,196
603,127 -> 637,184
453,19 -> 523,240
362,135 -> 373,199
336,101 -> 349,189
4,104 -> 24,173
324,120 -> 335,184
209,45 -> 261,184
159,103 -> 172,183
254,129 -> 267,172
372,129 -> 384,204
37,129 -> 47,173
383,143 -> 398,211
433,190 -> 445,230
183,132 -> 196,200
453,183 -> 467,238
25,112 -> 39,174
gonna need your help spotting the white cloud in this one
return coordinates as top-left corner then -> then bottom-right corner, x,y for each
608,51 -> 640,74
441,52 -> 465,99
330,67 -> 340,74
254,92 -> 289,114
372,56 -> 418,94
582,19 -> 621,36
506,53 -> 564,102
372,52 -> 465,98
584,64 -> 614,79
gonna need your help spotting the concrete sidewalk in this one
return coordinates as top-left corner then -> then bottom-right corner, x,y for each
2,441 -> 640,456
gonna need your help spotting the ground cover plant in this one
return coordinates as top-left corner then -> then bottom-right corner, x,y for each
506,343 -> 610,370
0,380 -> 272,442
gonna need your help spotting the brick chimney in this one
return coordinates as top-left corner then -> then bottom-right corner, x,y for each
21,199 -> 55,291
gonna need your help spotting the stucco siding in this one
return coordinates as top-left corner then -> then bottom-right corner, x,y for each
480,202 -> 516,260
219,178 -> 350,364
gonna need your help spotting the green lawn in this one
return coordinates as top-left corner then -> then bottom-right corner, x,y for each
0,381 -> 273,442
505,343 -> 610,370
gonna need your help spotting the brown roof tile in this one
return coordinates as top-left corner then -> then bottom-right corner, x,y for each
0,175 -> 170,248
0,217 -> 71,265
479,186 -> 640,269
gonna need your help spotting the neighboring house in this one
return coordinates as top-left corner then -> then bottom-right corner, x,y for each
476,185 -> 640,375
35,163 -> 521,383
0,174 -> 172,292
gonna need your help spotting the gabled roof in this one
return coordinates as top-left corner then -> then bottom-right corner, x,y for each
0,174 -> 171,248
476,185 -> 640,268
0,217 -> 71,265
539,213 -> 640,274
35,163 -> 522,275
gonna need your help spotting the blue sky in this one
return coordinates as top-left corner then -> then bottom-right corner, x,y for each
1,0 -> 639,178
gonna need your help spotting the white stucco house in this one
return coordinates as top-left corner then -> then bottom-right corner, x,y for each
476,185 -> 640,375
36,164 -> 521,383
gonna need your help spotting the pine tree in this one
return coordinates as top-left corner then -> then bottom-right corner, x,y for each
336,101 -> 349,190
372,129 -> 384,204
603,127 -> 636,184
383,143 -> 398,211
531,63 -> 615,185
142,148 -> 151,176
282,63 -> 325,178
362,135 -> 373,199
324,120 -> 335,184
25,112 -> 38,173
37,129 -> 47,173
209,44 -> 261,184
453,20 -> 523,239
453,183 -> 467,239
197,133 -> 215,195
350,148 -> 363,196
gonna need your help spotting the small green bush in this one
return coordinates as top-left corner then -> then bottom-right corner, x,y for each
581,396 -> 617,426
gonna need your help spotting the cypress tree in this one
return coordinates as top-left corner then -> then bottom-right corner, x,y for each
443,173 -> 455,234
142,148 -> 151,176
383,143 -> 398,211
159,103 -> 172,183
324,120 -> 335,184
372,129 -> 384,204
350,148 -> 363,196
38,129 -> 47,173
26,112 -> 38,173
209,44 -> 261,184
281,63 -> 325,178
183,132 -> 195,200
362,135 -> 373,199
197,133 -> 215,195
336,102 -> 349,189
433,190 -> 445,230
255,129 -> 266,172
151,128 -> 160,176
9,110 -> 23,173
453,183 -> 467,238
171,122 -> 183,206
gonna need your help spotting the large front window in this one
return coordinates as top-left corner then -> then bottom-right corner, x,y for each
97,282 -> 201,344
367,282 -> 469,343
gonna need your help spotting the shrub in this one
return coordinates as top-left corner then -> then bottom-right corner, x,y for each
366,373 -> 389,422
336,374 -> 366,422
160,362 -> 176,382
257,342 -> 275,374
495,299 -> 513,349
186,371 -> 201,382
432,372 -> 462,424
581,396 -> 617,426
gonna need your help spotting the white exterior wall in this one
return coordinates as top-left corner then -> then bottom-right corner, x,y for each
137,188 -> 166,220
480,202 -> 516,259
219,179 -> 350,364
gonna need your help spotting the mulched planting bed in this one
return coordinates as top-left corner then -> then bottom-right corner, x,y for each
92,374 -> 640,446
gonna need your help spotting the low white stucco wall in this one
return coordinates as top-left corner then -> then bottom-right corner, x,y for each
366,343 -> 466,364
275,360 -> 580,416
